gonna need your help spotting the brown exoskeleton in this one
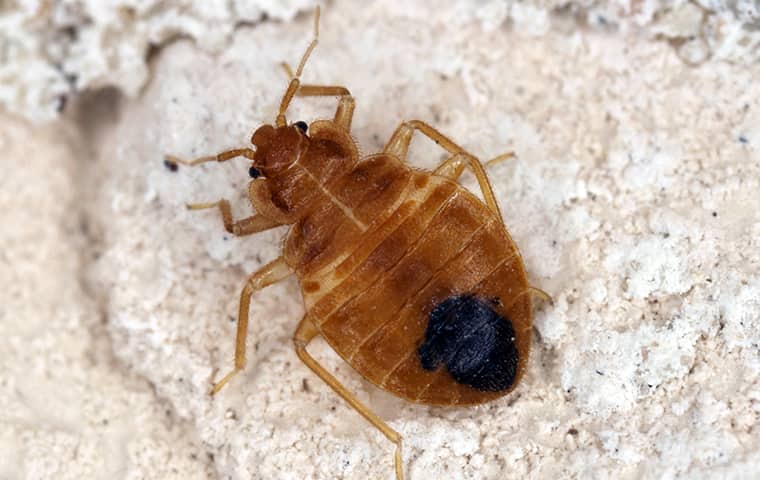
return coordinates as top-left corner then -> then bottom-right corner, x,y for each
166,7 -> 548,479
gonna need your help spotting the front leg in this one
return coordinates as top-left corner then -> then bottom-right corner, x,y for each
186,200 -> 280,236
296,85 -> 355,131
165,148 -> 282,235
280,62 -> 355,131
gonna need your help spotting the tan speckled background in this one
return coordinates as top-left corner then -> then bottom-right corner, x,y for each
1,1 -> 758,479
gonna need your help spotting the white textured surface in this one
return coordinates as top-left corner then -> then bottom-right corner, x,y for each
2,0 -> 759,479
0,0 -> 314,122
0,118 -> 213,479
2,1 -> 760,122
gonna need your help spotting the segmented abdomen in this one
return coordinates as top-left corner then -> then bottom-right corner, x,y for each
291,157 -> 531,406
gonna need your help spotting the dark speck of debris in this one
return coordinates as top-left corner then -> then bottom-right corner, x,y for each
64,72 -> 78,87
56,95 -> 68,113
223,236 -> 229,241
164,158 -> 179,172
302,378 -> 310,392
712,211 -> 718,217
568,428 -> 578,436
738,135 -> 748,144
595,370 -> 604,376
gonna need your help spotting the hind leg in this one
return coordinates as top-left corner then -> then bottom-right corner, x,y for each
294,317 -> 405,480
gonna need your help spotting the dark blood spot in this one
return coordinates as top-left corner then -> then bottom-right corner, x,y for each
295,121 -> 308,133
418,294 -> 518,392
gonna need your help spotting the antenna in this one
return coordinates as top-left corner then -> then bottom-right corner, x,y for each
276,6 -> 320,127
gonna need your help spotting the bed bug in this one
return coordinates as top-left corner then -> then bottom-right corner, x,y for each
165,7 -> 549,480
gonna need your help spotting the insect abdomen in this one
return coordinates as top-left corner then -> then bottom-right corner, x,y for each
352,218 -> 529,406
305,173 -> 531,406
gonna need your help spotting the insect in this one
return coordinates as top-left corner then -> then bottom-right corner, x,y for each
165,7 -> 548,480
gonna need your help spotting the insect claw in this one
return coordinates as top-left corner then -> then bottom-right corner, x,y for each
209,368 -> 240,396
484,151 -> 516,168
528,287 -> 553,306
280,61 -> 295,79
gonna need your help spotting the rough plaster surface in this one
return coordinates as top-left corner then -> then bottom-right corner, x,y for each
2,0 -> 759,479
0,118 -> 214,478
3,0 -> 760,122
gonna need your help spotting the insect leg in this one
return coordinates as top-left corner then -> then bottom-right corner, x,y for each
384,120 -> 506,217
277,64 -> 355,130
431,152 -> 517,217
528,286 -> 554,305
185,200 -> 281,236
294,85 -> 355,130
294,317 -> 405,480
165,149 -> 279,235
435,151 -> 516,178
210,257 -> 293,395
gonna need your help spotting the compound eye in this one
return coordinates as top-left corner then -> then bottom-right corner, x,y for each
294,121 -> 308,133
248,166 -> 261,179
